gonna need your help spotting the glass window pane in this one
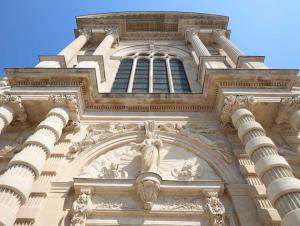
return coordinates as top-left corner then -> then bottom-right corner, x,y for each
111,59 -> 133,93
132,59 -> 149,93
153,59 -> 169,93
170,59 -> 191,93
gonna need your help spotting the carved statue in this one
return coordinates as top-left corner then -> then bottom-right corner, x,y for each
71,193 -> 93,226
131,121 -> 162,173
205,195 -> 226,226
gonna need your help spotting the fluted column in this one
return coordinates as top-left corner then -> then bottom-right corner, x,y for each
231,107 -> 300,226
36,29 -> 91,68
0,95 -> 26,134
0,107 -> 69,226
186,29 -> 211,57
213,30 -> 244,64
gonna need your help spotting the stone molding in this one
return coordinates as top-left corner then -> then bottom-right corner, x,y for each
276,96 -> 300,124
0,94 -> 27,123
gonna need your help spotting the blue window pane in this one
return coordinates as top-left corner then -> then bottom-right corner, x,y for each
111,59 -> 133,93
170,59 -> 191,93
132,59 -> 149,93
153,59 -> 169,93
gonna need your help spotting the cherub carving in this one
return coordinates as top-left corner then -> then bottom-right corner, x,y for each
172,161 -> 201,180
99,162 -> 127,179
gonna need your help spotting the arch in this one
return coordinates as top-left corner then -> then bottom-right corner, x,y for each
59,131 -> 243,184
112,45 -> 191,58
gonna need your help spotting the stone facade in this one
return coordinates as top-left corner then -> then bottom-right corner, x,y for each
0,11 -> 299,226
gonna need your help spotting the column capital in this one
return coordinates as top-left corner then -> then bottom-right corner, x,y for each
78,28 -> 92,40
48,94 -> 80,132
276,96 -> 300,132
104,27 -> 119,45
212,29 -> 227,36
220,95 -> 255,126
0,94 -> 27,122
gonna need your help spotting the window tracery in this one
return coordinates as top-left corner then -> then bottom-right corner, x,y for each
112,51 -> 191,93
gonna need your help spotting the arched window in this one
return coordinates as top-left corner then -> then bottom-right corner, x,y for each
170,59 -> 191,93
132,59 -> 149,93
153,59 -> 169,93
111,59 -> 133,93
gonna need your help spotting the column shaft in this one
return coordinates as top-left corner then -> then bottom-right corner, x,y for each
0,105 -> 14,134
59,34 -> 89,65
0,107 -> 69,226
213,31 -> 244,64
186,30 -> 211,57
232,108 -> 300,226
92,33 -> 115,56
127,58 -> 138,93
149,58 -> 154,93
166,58 -> 175,93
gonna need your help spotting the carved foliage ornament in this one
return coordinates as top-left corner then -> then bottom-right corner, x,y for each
205,193 -> 226,226
0,94 -> 27,122
220,95 -> 255,126
276,96 -> 300,125
48,95 -> 80,132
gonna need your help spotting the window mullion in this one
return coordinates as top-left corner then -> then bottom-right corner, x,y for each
127,57 -> 138,93
166,58 -> 175,93
149,57 -> 153,93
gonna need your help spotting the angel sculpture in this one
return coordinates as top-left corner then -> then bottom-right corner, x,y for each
131,121 -> 163,174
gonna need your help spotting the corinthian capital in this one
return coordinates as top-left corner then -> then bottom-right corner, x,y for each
220,95 -> 255,125
48,95 -> 80,132
104,27 -> 119,44
0,94 -> 27,122
276,96 -> 300,125
78,29 -> 92,39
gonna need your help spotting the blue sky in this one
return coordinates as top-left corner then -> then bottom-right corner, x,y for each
0,0 -> 299,75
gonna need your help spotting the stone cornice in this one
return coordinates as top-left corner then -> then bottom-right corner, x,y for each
5,68 -> 299,115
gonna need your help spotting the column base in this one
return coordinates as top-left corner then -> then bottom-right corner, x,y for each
198,56 -> 227,86
77,55 -> 106,82
37,55 -> 67,68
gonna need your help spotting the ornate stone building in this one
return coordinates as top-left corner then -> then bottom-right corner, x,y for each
0,11 -> 299,226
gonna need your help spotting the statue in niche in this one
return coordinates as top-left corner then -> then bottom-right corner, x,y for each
205,194 -> 226,226
131,121 -> 163,174
71,193 -> 93,226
